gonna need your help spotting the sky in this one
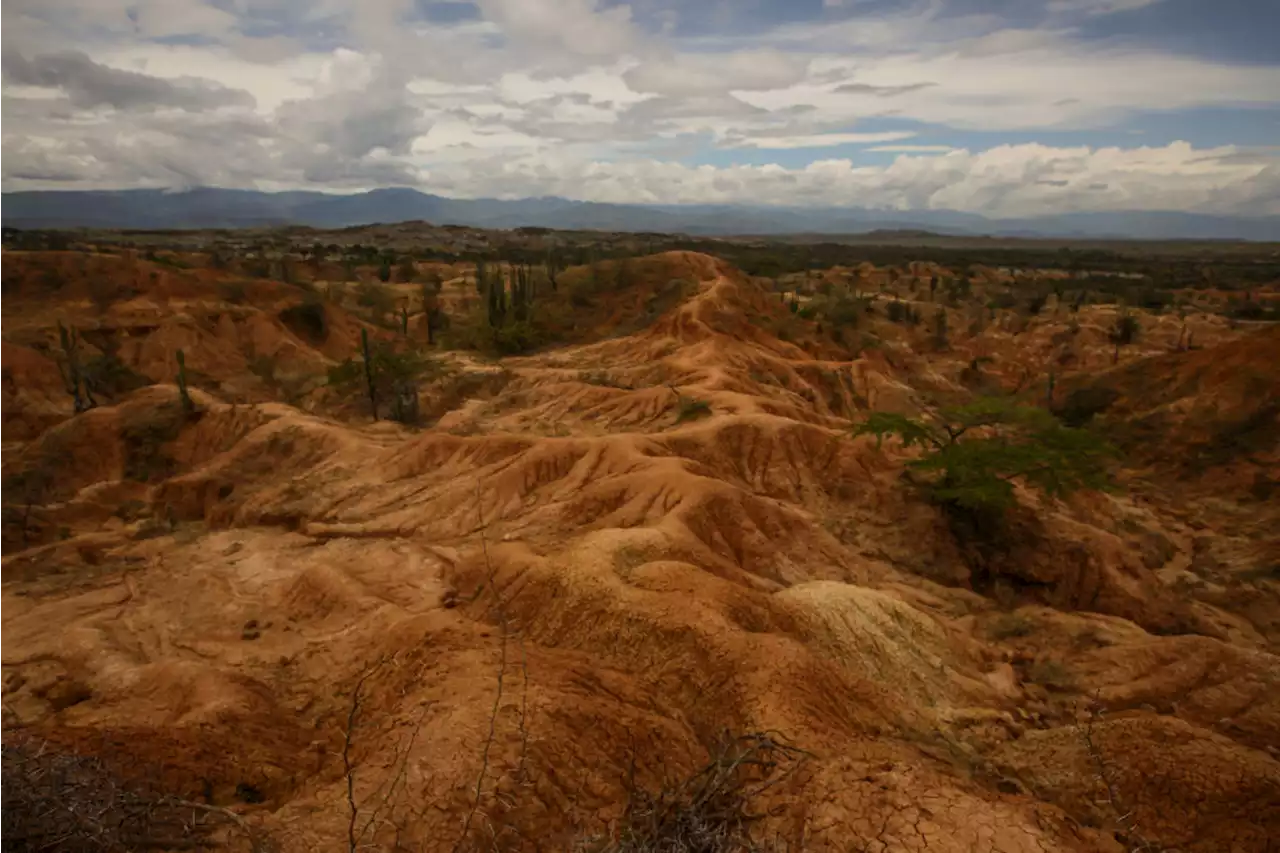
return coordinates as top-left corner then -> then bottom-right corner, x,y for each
2,0 -> 1279,217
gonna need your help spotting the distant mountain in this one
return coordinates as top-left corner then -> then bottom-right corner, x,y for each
3,187 -> 1277,241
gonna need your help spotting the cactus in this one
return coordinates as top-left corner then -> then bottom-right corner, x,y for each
176,348 -> 193,415
511,263 -> 534,323
360,328 -> 378,420
485,264 -> 507,329
1046,370 -> 1056,409
545,251 -> 561,291
57,321 -> 96,413
400,304 -> 409,336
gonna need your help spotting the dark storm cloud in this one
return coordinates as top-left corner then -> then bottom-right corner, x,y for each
2,50 -> 256,111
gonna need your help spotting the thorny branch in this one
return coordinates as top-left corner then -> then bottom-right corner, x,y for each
587,730 -> 812,853
1075,692 -> 1165,853
454,480 -> 532,852
1,733 -> 274,852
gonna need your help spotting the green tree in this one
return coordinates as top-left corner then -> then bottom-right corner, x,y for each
1110,310 -> 1140,363
327,331 -> 438,424
855,397 -> 1114,515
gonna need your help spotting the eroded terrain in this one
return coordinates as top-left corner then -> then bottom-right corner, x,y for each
3,238 -> 1278,852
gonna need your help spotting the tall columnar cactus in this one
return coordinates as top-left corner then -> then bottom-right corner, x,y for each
400,304 -> 409,336
545,251 -> 562,291
1046,370 -> 1057,409
176,348 -> 193,414
57,321 -> 96,413
485,265 -> 507,329
511,262 -> 534,323
421,282 -> 441,346
361,327 -> 378,420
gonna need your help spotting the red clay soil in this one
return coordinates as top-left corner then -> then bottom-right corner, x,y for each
3,250 -> 1278,852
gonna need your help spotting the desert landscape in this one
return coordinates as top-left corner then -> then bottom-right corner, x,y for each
2,226 -> 1278,852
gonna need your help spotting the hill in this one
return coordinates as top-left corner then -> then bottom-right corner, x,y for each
6,187 -> 1280,240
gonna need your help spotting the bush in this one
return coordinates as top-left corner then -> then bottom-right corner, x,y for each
279,301 -> 327,343
674,394 -> 712,424
989,611 -> 1036,639
583,733 -> 807,853
1027,658 -> 1075,691
1230,300 -> 1280,321
121,402 -> 188,482
82,353 -> 151,400
219,280 -> 248,304
355,281 -> 395,322
2,734 -> 265,852
1053,386 -> 1121,428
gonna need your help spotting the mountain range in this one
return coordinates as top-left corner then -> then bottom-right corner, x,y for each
3,187 -> 1278,241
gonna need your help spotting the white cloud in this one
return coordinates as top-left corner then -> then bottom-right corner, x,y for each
405,142 -> 1279,217
867,144 -> 955,153
623,49 -> 809,96
473,0 -> 640,58
3,0 -> 1280,219
727,131 -> 917,149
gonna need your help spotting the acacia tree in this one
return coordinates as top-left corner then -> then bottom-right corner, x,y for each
855,397 -> 1115,518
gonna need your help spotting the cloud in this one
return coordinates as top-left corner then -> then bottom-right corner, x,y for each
130,0 -> 238,39
473,0 -> 639,58
623,49 -> 809,96
2,50 -> 256,111
726,131 -> 918,149
833,81 -> 937,97
1046,0 -> 1166,17
867,144 -> 955,153
2,0 -> 1279,219
386,141 -> 1277,217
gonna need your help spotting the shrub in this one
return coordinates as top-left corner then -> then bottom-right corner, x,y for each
1054,386 -> 1121,428
674,394 -> 712,424
583,733 -> 807,853
1027,658 -> 1075,691
219,280 -> 248,304
121,402 -> 187,482
989,611 -> 1036,640
2,734 -> 265,852
355,280 -> 395,323
279,301 -> 328,343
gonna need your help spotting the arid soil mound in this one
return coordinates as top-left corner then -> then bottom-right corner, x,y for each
4,250 -> 1278,852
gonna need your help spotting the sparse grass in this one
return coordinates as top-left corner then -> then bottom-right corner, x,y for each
581,370 -> 631,389
674,395 -> 712,424
247,353 -> 278,386
1238,563 -> 1280,584
988,611 -> 1036,640
1027,658 -> 1075,692
120,402 -> 188,482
